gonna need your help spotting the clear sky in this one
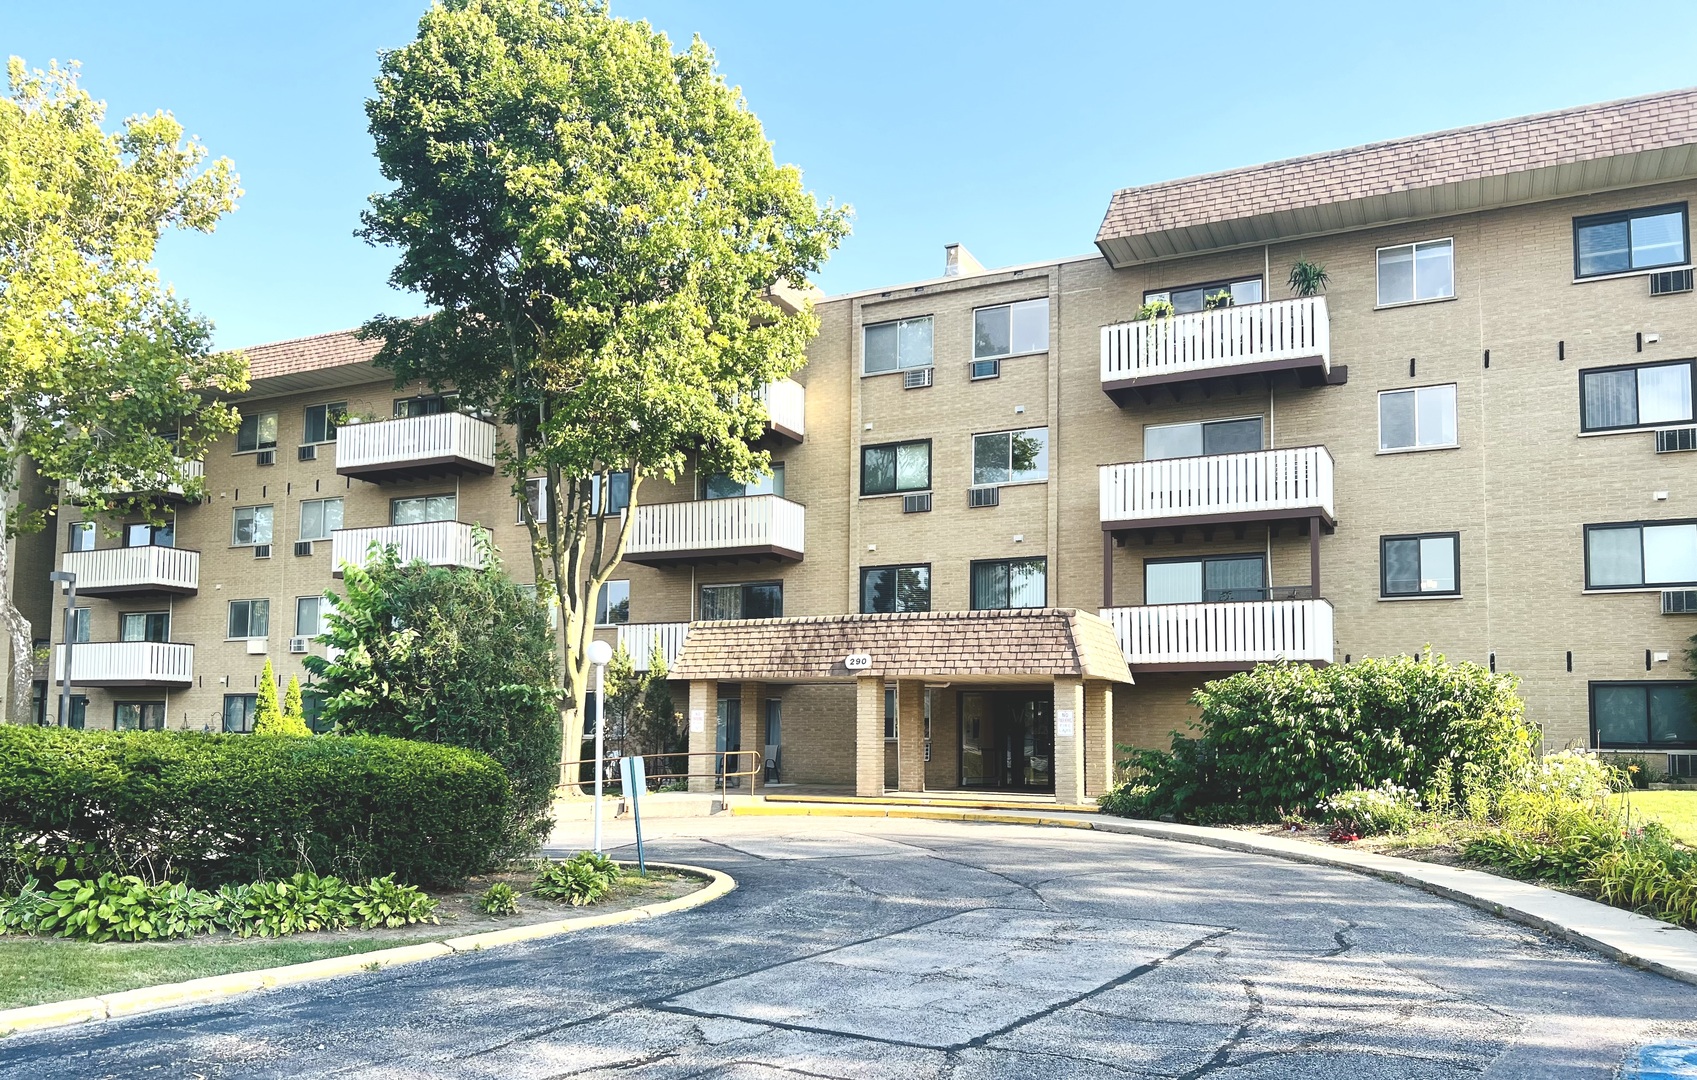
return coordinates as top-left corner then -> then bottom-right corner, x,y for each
9,1 -> 1697,349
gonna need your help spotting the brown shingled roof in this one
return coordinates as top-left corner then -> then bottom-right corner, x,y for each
240,328 -> 380,383
1097,87 -> 1697,264
671,608 -> 1133,684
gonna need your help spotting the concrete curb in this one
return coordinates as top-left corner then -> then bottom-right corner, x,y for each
736,802 -> 1697,987
0,861 -> 733,1040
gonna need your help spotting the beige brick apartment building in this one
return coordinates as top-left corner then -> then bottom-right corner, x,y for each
39,88 -> 1697,802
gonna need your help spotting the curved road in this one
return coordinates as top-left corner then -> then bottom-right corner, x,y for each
2,816 -> 1694,1078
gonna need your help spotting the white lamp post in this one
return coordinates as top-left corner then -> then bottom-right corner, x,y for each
586,637 -> 614,853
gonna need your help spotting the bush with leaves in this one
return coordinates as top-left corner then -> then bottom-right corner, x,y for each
478,882 -> 519,917
532,852 -> 621,906
306,538 -> 561,859
1321,782 -> 1422,836
604,643 -> 679,766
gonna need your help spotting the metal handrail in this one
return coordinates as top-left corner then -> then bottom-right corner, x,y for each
559,749 -> 765,807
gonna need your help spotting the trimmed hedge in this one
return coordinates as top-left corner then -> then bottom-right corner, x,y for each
0,727 -> 511,888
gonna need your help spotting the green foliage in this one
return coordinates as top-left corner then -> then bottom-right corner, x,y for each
605,644 -> 679,760
1588,843 -> 1697,926
1321,782 -> 1421,836
0,725 -> 511,888
478,882 -> 519,917
1202,290 -> 1234,310
1133,299 -> 1176,321
1287,258 -> 1330,296
277,676 -> 312,737
1101,652 -> 1536,823
531,852 -> 620,906
251,660 -> 285,735
305,541 -> 560,857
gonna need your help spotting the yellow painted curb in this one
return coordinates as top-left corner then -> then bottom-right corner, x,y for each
0,861 -> 732,1039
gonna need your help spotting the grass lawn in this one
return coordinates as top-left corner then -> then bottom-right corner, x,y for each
0,936 -> 436,1011
1628,789 -> 1697,846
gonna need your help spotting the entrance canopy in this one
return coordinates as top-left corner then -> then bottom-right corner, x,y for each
671,608 -> 1133,685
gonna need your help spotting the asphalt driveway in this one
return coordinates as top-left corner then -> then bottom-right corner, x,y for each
2,815 -> 1694,1078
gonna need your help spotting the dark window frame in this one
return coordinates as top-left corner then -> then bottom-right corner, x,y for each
1141,552 -> 1270,604
302,401 -> 347,444
392,392 -> 460,418
118,610 -> 170,643
971,297 -> 1051,362
1143,274 -> 1264,311
698,580 -> 784,621
1583,518 -> 1697,590
390,492 -> 458,526
860,439 -> 932,497
114,701 -> 166,731
235,410 -> 278,453
859,563 -> 933,614
227,598 -> 270,640
222,693 -> 258,734
596,580 -> 631,626
1379,532 -> 1461,598
1573,202 -> 1690,279
969,557 -> 1048,611
1589,680 -> 1697,750
1577,359 -> 1697,433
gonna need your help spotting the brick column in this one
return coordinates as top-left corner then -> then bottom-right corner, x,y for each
855,675 -> 885,797
896,679 -> 926,793
740,680 -> 765,791
686,680 -> 717,794
1084,681 -> 1114,798
1053,676 -> 1086,805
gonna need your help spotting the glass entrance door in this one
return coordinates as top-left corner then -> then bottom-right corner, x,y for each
958,691 -> 1054,792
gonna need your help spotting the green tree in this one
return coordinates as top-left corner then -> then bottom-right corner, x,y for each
305,539 -> 562,855
357,0 -> 848,772
251,660 -> 283,734
0,60 -> 246,720
268,675 -> 312,737
604,643 -> 678,764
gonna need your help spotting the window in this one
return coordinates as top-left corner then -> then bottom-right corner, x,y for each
126,522 -> 174,548
232,505 -> 273,547
227,599 -> 270,639
1575,203 -> 1689,278
303,689 -> 330,734
596,580 -> 630,625
236,410 -> 278,453
861,440 -> 931,496
295,595 -> 328,637
1377,239 -> 1454,305
861,565 -> 931,614
68,521 -> 95,552
972,428 -> 1048,486
114,702 -> 165,731
884,685 -> 897,741
1144,555 -> 1267,605
30,681 -> 45,726
970,558 -> 1046,610
701,464 -> 784,500
699,582 -> 782,621
519,478 -> 548,524
973,298 -> 1049,361
1591,682 -> 1697,749
299,498 -> 343,541
393,393 -> 458,418
119,612 -> 169,643
68,607 -> 91,644
1579,360 -> 1695,432
1379,384 -> 1458,451
1585,521 -> 1697,589
590,471 -> 631,515
223,694 -> 258,734
1381,533 -> 1460,597
1145,275 -> 1263,314
303,402 -> 347,444
391,494 -> 456,525
863,316 -> 934,374
1144,417 -> 1263,460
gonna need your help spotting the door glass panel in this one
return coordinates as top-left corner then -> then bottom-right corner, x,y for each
1201,418 -> 1263,455
960,694 -> 988,786
1146,561 -> 1203,605
1203,556 -> 1266,602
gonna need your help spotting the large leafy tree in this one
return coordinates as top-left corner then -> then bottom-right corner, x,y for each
358,0 -> 848,769
0,60 -> 246,721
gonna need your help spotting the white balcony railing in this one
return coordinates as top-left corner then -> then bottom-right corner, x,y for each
757,378 -> 806,439
63,459 -> 204,503
1101,296 -> 1330,385
63,546 -> 199,595
1099,446 -> 1335,526
335,412 -> 497,475
53,641 -> 194,686
617,622 -> 690,673
626,494 -> 805,561
1102,599 -> 1334,667
330,521 -> 483,575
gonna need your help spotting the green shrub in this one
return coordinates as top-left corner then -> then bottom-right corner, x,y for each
1588,843 -> 1697,926
0,726 -> 511,888
532,852 -> 620,906
1321,782 -> 1421,836
478,882 -> 519,917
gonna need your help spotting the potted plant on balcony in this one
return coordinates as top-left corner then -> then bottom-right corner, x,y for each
1133,298 -> 1176,322
1287,259 -> 1330,297
1203,290 -> 1234,310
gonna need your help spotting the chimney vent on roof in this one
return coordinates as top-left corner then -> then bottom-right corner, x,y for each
944,244 -> 986,278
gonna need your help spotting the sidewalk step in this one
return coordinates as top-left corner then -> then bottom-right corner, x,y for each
761,793 -> 1098,814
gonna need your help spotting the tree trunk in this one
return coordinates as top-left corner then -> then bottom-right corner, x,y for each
0,476 -> 34,724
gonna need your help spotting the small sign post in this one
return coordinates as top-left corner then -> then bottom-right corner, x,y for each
618,755 -> 648,873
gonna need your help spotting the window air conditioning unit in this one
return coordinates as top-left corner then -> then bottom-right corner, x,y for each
288,636 -> 310,654
298,444 -> 318,462
245,638 -> 268,656
1662,589 -> 1697,614
254,544 -> 272,560
293,540 -> 314,557
902,492 -> 932,514
1650,269 -> 1693,296
968,486 -> 1000,508
902,367 -> 933,390
970,359 -> 1000,380
255,450 -> 276,466
1656,426 -> 1697,453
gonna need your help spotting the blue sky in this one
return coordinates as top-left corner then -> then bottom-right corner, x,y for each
10,1 -> 1697,349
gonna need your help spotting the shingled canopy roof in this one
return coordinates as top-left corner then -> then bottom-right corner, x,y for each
233,328 -> 386,398
1097,87 -> 1697,267
671,608 -> 1133,685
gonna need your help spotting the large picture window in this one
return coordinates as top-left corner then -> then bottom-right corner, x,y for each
1144,417 -> 1262,460
1381,533 -> 1460,597
1144,275 -> 1262,314
115,702 -> 165,731
1574,203 -> 1689,278
1377,239 -> 1454,306
970,558 -> 1046,610
1591,682 -> 1697,749
1144,555 -> 1266,605
701,464 -> 783,500
1579,360 -> 1695,432
700,582 -> 782,621
973,299 -> 1049,361
972,428 -> 1048,486
1585,520 -> 1697,589
391,494 -> 456,525
861,565 -> 931,614
1379,384 -> 1458,451
861,440 -> 930,496
119,612 -> 169,643
863,316 -> 934,375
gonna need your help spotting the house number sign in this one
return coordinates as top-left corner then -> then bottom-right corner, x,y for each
844,653 -> 873,671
